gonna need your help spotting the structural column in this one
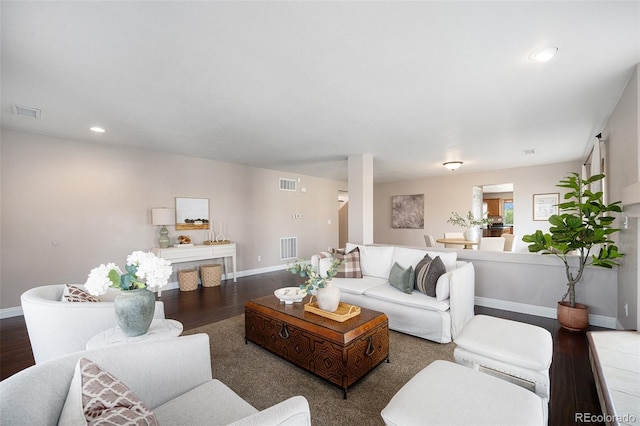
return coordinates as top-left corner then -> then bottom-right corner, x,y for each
348,153 -> 374,244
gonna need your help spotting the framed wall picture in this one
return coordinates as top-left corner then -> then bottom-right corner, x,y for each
533,193 -> 559,221
175,197 -> 210,230
392,194 -> 424,229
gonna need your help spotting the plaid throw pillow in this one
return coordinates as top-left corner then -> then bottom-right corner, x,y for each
334,247 -> 363,279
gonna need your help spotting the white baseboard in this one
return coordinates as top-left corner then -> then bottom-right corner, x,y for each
0,306 -> 23,319
475,296 -> 617,329
157,264 -> 288,294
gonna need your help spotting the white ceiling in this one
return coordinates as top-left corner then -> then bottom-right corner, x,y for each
2,1 -> 639,183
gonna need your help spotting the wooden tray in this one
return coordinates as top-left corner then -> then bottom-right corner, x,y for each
203,240 -> 231,245
304,296 -> 361,322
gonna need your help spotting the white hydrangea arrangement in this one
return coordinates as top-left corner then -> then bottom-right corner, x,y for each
85,251 -> 172,296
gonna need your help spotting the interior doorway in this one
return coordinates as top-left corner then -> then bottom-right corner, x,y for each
338,191 -> 349,248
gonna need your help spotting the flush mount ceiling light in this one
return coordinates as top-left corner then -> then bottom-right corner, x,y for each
443,161 -> 463,171
529,47 -> 558,62
90,126 -> 106,133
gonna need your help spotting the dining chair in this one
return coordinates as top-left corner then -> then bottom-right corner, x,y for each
443,232 -> 465,249
502,233 -> 517,252
478,237 -> 506,251
424,235 -> 436,247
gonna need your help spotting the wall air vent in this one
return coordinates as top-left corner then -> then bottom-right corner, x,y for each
280,237 -> 297,260
279,178 -> 297,192
12,104 -> 41,119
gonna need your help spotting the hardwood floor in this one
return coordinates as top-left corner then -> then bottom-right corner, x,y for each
0,270 -> 605,425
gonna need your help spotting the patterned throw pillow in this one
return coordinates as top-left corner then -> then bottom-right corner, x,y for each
334,247 -> 363,278
59,357 -> 158,425
388,262 -> 415,294
63,284 -> 100,303
414,254 -> 446,297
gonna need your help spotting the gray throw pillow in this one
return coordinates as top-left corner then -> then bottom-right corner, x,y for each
415,255 -> 446,297
389,262 -> 415,294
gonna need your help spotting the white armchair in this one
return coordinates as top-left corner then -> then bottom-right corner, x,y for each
0,334 -> 311,426
21,284 -> 165,364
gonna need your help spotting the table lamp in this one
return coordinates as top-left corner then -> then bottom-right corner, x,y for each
152,208 -> 175,248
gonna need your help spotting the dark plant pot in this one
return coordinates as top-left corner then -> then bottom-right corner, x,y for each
557,301 -> 589,331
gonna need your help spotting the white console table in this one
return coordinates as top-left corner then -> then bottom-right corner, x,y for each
153,244 -> 237,290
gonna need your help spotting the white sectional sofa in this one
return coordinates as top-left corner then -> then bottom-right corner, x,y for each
312,244 -> 475,344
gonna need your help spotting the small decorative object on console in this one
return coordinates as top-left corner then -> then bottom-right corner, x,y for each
178,235 -> 191,244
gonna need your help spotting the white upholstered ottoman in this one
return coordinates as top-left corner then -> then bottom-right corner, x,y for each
381,360 -> 546,426
453,315 -> 553,402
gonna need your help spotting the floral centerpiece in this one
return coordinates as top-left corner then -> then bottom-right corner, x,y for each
447,211 -> 489,242
287,257 -> 342,294
287,257 -> 343,312
85,251 -> 173,296
85,251 -> 172,337
447,211 -> 489,228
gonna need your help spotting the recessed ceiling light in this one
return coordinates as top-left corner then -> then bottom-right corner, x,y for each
443,161 -> 463,171
90,127 -> 106,133
529,47 -> 558,62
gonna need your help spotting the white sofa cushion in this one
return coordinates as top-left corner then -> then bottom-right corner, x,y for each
332,276 -> 388,295
381,360 -> 545,426
364,284 -> 450,312
454,315 -> 553,371
154,380 -> 258,426
393,246 -> 457,272
435,271 -> 451,302
345,244 -> 394,279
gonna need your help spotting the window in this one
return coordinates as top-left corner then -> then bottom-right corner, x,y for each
503,199 -> 514,225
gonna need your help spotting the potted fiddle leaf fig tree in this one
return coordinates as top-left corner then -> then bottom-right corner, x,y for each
522,173 -> 623,331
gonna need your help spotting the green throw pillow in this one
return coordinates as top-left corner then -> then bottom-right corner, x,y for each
389,262 -> 415,294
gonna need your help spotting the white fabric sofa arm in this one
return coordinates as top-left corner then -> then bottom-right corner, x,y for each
0,334 -> 211,426
310,253 -> 334,278
449,262 -> 475,339
228,396 -> 311,426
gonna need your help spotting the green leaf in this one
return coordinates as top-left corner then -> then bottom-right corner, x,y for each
108,269 -> 121,287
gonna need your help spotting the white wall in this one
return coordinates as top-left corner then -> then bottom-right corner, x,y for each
0,129 -> 346,310
373,161 -> 582,250
603,64 -> 639,330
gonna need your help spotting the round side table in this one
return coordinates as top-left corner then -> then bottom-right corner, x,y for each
86,319 -> 183,350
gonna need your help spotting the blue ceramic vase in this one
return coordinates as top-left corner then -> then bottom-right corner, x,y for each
113,288 -> 156,337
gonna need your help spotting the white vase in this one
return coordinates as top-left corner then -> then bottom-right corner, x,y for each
463,227 -> 479,242
316,281 -> 341,312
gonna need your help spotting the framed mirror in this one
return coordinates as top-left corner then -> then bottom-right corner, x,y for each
175,197 -> 210,230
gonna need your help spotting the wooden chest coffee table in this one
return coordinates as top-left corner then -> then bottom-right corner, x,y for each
245,295 -> 389,398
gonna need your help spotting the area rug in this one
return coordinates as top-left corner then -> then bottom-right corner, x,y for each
183,315 -> 455,426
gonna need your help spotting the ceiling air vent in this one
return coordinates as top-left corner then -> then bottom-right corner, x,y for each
279,178 -> 297,192
12,105 -> 41,119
